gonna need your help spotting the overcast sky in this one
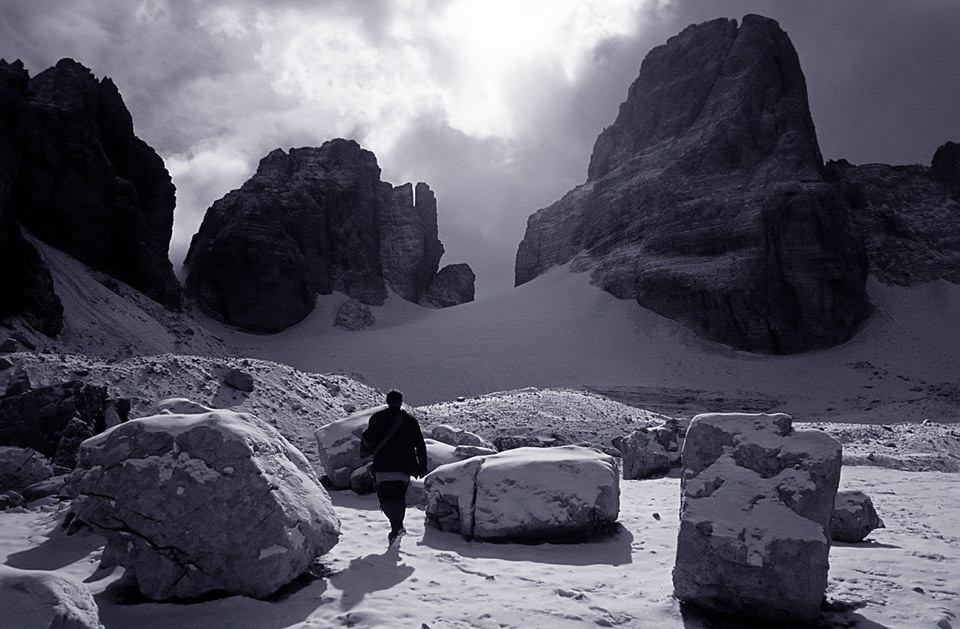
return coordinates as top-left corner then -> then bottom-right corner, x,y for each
2,0 -> 959,296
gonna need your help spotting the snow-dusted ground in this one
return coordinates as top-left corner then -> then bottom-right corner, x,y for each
1,243 -> 959,627
2,466 -> 957,628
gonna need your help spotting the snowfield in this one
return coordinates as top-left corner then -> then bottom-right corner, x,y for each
1,467 -> 957,628
1,247 -> 959,627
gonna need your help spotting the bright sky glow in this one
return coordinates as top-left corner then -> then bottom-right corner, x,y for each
247,0 -> 656,148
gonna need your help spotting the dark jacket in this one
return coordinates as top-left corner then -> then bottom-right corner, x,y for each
360,407 -> 428,477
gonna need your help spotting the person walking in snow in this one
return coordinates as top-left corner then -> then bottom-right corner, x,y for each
360,390 -> 428,544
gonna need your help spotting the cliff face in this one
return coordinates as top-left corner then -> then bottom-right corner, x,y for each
7,58 -> 181,310
184,140 -> 474,333
827,144 -> 960,286
0,56 -> 182,332
0,60 -> 62,336
516,15 -> 871,354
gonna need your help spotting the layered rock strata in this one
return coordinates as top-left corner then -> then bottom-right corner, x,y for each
515,16 -> 871,353
185,140 -> 475,332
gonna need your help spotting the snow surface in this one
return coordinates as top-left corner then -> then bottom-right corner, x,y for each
1,468 -> 957,628
2,248 -> 959,626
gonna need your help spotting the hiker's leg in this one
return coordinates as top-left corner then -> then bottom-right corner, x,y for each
377,480 -> 409,533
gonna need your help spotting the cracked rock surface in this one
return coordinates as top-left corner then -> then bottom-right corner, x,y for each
69,400 -> 340,600
673,412 -> 841,623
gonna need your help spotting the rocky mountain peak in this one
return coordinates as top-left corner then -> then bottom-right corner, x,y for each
185,139 -> 474,333
6,57 -> 181,312
588,15 -> 822,183
516,15 -> 871,354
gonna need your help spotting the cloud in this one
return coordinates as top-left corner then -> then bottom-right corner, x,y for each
166,145 -> 253,276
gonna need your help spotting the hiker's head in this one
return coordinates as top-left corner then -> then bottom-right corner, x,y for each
386,390 -> 403,408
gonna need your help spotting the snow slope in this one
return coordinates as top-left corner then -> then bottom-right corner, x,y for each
211,266 -> 960,424
3,241 -> 960,628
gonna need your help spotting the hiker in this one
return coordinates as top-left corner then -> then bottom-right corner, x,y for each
360,390 -> 428,544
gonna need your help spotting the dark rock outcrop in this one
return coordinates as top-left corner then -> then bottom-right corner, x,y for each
0,380 -> 107,464
515,16 -> 871,354
185,139 -> 474,333
827,147 -> 960,285
2,58 -> 181,313
0,60 -> 63,336
420,263 -> 476,308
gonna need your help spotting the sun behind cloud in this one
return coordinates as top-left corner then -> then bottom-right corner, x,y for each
250,0 -> 663,150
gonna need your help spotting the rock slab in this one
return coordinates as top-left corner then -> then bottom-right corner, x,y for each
70,401 -> 340,600
424,445 -> 619,541
673,412 -> 841,623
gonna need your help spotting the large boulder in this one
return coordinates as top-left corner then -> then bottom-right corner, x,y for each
69,401 -> 340,600
7,58 -> 180,309
426,424 -> 496,451
0,565 -> 103,629
0,445 -> 54,492
831,490 -> 885,543
515,16 -> 870,354
184,140 -> 474,333
424,445 -> 619,542
673,412 -> 842,623
314,404 -> 385,489
424,438 -> 496,473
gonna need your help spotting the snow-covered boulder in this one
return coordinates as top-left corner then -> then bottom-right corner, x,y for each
0,446 -> 54,492
426,424 -> 496,450
673,413 -> 841,623
315,405 -> 384,489
619,419 -> 684,479
0,565 -> 103,629
69,401 -> 340,600
424,445 -> 619,541
831,490 -> 885,543
425,439 -> 497,472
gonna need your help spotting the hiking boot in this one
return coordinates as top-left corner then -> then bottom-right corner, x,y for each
388,527 -> 406,545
